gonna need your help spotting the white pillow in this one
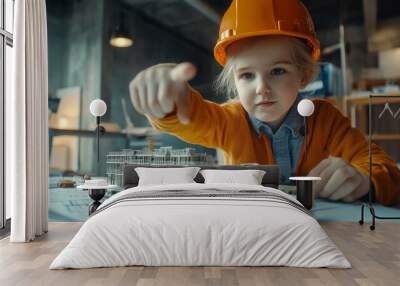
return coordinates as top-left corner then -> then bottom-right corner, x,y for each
135,167 -> 201,186
200,169 -> 266,185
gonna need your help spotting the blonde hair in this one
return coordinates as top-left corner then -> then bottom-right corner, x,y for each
214,37 -> 319,100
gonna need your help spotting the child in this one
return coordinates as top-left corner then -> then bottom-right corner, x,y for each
129,0 -> 400,206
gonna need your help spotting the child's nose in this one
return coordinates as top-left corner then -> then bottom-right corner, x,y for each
256,78 -> 272,95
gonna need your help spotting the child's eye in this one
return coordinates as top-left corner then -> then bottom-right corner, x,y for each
270,68 -> 287,76
239,72 -> 255,80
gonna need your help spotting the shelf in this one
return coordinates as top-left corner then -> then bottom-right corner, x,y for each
49,128 -> 149,139
344,93 -> 400,107
342,94 -> 400,130
343,93 -> 400,162
371,134 -> 400,141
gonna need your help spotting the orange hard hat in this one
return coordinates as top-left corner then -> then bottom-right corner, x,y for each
214,0 -> 320,66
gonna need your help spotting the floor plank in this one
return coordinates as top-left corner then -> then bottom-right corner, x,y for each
0,222 -> 399,286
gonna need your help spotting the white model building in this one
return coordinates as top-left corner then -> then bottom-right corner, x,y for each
106,147 -> 217,186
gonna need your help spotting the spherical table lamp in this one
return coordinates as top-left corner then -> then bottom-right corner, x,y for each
290,99 -> 320,210
90,99 -> 107,173
297,98 -> 315,117
90,99 -> 107,118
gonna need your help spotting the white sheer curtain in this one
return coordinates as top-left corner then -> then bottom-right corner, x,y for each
7,0 -> 48,242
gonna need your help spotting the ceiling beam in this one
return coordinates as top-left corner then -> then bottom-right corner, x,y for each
122,3 -> 212,55
363,0 -> 377,36
183,0 -> 221,24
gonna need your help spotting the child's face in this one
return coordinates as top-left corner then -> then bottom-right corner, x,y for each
229,36 -> 304,128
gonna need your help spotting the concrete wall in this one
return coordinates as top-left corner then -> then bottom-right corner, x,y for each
47,3 -> 68,97
48,0 -> 106,174
48,0 -> 104,123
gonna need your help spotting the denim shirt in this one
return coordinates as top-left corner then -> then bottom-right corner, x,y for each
249,97 -> 305,184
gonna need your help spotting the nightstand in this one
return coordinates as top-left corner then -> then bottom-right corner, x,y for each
289,176 -> 321,210
77,184 -> 119,215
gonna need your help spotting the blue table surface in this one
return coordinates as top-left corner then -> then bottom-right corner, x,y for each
48,187 -> 400,223
311,199 -> 400,222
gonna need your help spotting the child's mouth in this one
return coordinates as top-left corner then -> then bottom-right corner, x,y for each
256,101 -> 276,108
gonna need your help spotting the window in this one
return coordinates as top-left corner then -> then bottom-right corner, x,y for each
1,0 -> 14,232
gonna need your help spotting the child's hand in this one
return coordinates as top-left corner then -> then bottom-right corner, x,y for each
307,156 -> 369,202
129,62 -> 197,124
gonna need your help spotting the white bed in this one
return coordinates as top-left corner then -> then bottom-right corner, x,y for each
50,183 -> 351,269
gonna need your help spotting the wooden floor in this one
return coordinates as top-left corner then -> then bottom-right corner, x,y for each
0,222 -> 399,286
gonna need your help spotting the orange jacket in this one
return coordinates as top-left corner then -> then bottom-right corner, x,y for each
149,89 -> 400,205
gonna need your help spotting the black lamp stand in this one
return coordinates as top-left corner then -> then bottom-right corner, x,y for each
359,94 -> 400,230
88,116 -> 106,215
95,116 -> 106,175
303,116 -> 307,162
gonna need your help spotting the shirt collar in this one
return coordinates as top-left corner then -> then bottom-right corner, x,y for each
249,97 -> 304,138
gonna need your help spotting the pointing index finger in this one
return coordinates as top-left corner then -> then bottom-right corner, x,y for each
169,62 -> 197,83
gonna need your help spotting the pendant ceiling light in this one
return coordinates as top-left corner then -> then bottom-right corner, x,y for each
110,9 -> 133,48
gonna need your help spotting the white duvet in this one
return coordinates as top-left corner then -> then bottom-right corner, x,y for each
50,183 -> 351,269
